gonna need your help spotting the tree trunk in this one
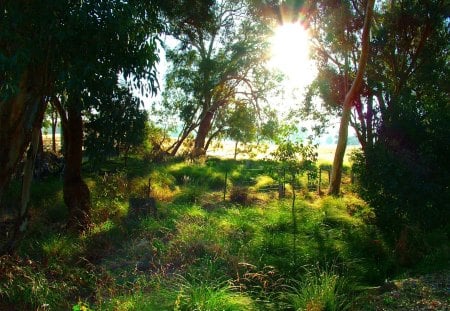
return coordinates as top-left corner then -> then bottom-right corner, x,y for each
51,106 -> 58,152
234,141 -> 239,160
169,130 -> 191,156
0,69 -> 47,201
366,95 -> 374,150
63,103 -> 91,231
38,129 -> 44,155
1,100 -> 47,253
193,110 -> 214,157
328,0 -> 375,195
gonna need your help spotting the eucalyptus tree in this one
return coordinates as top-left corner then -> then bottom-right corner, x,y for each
302,0 -> 450,228
303,0 -> 449,195
299,0 -> 375,195
0,0 -> 212,232
356,0 -> 450,231
161,0 -> 275,157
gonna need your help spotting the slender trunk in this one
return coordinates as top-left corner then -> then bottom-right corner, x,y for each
234,141 -> 239,160
38,129 -> 44,155
204,135 -> 214,152
366,95 -> 374,150
170,129 -> 192,156
51,107 -> 58,152
193,110 -> 214,157
328,0 -> 374,195
204,127 -> 222,153
63,103 -> 91,231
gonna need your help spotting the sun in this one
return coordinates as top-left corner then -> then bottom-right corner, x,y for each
269,23 -> 316,89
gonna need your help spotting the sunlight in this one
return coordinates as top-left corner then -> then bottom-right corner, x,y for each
269,23 -> 316,90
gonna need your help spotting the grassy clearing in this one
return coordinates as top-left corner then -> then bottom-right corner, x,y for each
0,156 -> 448,310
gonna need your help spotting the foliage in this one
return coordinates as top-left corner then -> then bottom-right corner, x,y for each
271,125 -> 318,175
85,87 -> 149,166
159,0 -> 277,155
304,0 -> 450,228
352,143 -> 450,238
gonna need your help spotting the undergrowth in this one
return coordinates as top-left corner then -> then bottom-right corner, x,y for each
1,156 -> 447,310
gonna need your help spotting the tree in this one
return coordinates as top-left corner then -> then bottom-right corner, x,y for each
84,87 -> 149,167
354,0 -> 450,234
303,0 -> 449,232
0,0 -> 164,233
160,0 -> 274,157
328,0 -> 375,195
300,0 -> 374,195
223,102 -> 258,159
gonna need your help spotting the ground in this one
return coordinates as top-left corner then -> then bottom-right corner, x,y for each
357,272 -> 450,310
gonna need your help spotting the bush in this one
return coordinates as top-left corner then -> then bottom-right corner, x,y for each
352,145 -> 450,239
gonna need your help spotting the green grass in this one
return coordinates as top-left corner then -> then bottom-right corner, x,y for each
1,155 -> 446,310
283,265 -> 354,311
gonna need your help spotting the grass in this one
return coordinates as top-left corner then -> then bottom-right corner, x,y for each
1,155 -> 447,310
283,265 -> 353,311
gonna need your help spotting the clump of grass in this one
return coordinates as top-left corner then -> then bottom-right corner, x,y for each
41,233 -> 83,262
320,197 -> 363,228
174,275 -> 255,311
234,263 -> 286,307
250,175 -> 276,191
168,163 -> 224,190
229,186 -> 252,205
283,265 -> 353,311
173,186 -> 205,204
0,256 -> 65,309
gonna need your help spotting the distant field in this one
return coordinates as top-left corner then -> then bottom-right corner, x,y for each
43,134 -> 359,165
316,145 -> 359,165
208,140 -> 359,165
42,134 -> 61,151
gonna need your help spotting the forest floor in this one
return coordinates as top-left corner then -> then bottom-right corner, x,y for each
356,271 -> 450,310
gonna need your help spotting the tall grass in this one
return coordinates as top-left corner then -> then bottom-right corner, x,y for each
173,275 -> 255,311
3,156 -> 438,310
284,265 -> 353,311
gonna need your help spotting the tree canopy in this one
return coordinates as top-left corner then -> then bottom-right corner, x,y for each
158,0 -> 277,157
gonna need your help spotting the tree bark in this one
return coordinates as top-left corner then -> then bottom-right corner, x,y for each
328,0 -> 375,195
193,110 -> 214,157
0,68 -> 47,201
63,103 -> 91,231
169,126 -> 195,157
1,99 -> 47,253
